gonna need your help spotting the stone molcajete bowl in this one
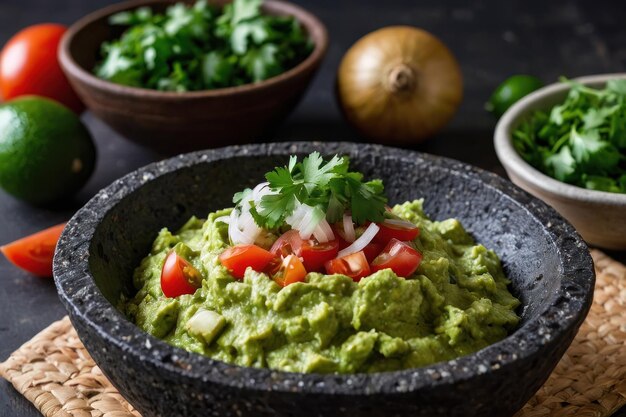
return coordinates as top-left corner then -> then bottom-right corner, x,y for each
53,142 -> 595,417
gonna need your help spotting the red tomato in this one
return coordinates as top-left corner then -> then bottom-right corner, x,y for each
334,233 -> 350,250
270,230 -> 302,258
362,242 -> 384,263
219,244 -> 275,279
271,230 -> 339,273
325,251 -> 371,282
374,221 -> 420,245
273,254 -> 307,287
0,222 -> 66,277
0,24 -> 84,113
300,239 -> 339,272
371,239 -> 423,278
161,251 -> 203,298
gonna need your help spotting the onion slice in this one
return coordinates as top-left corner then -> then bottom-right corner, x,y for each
342,214 -> 356,242
313,219 -> 334,243
215,216 -> 231,224
285,203 -> 308,228
337,223 -> 380,258
252,182 -> 271,201
383,218 -> 416,229
298,206 -> 325,240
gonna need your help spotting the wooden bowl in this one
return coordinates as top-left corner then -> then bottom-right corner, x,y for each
58,0 -> 328,154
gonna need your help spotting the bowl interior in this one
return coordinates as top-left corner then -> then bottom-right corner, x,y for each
67,0 -> 320,83
89,151 -> 562,334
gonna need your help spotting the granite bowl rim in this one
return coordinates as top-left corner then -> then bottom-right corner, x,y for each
53,141 -> 595,395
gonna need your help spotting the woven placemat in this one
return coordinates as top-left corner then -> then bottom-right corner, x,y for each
1,249 -> 625,417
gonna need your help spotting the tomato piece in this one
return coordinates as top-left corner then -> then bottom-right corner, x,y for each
334,233 -> 350,250
0,24 -> 84,113
371,239 -> 423,278
270,230 -> 303,258
362,242 -> 384,263
300,239 -> 339,272
219,244 -> 275,279
271,230 -> 339,273
161,251 -> 203,298
0,222 -> 66,277
325,251 -> 371,282
273,254 -> 307,287
374,221 -> 420,244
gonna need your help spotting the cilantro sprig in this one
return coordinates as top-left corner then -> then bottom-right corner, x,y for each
95,0 -> 312,91
512,78 -> 626,193
235,152 -> 388,229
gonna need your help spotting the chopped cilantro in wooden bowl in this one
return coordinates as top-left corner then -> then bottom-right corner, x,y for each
94,0 -> 313,91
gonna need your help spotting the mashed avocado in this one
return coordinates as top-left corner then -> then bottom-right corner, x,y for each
122,200 -> 520,373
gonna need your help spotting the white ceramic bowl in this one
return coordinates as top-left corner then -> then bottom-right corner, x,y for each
494,73 -> 626,250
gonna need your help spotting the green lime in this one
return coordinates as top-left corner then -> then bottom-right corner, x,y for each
486,75 -> 544,118
0,96 -> 96,205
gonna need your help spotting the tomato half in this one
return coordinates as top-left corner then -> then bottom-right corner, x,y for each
325,251 -> 371,282
270,230 -> 302,258
300,239 -> 339,272
371,239 -> 423,278
374,221 -> 420,244
273,254 -> 307,287
219,244 -> 275,279
0,24 -> 84,113
0,222 -> 66,277
362,242 -> 384,263
161,251 -> 203,298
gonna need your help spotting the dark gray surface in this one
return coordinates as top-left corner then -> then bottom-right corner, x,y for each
1,0 -> 625,415
54,143 -> 594,417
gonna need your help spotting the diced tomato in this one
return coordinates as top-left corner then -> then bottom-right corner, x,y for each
0,222 -> 66,277
271,230 -> 338,273
371,239 -> 422,278
300,239 -> 339,272
161,251 -> 203,298
219,244 -> 275,279
270,230 -> 303,258
325,251 -> 371,282
273,254 -> 307,287
335,233 -> 350,250
362,242 -> 384,263
373,221 -> 420,245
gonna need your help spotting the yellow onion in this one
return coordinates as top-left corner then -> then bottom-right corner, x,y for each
336,26 -> 463,144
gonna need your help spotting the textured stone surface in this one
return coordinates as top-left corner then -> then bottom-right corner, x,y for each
53,142 -> 595,417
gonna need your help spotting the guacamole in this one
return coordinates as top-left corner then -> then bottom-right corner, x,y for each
122,200 -> 520,373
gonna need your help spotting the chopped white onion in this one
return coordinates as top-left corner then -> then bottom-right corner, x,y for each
312,219 -> 334,243
383,218 -> 416,229
337,223 -> 380,258
342,214 -> 356,242
297,206 -> 325,240
285,203 -> 308,228
252,181 -> 271,201
215,216 -> 231,224
228,209 -> 260,245
186,309 -> 226,345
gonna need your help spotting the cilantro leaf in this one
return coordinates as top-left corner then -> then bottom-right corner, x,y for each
570,127 -> 620,173
583,175 -> 621,193
512,78 -> 626,194
232,188 -> 251,205
545,146 -> 577,182
241,153 -> 388,229
95,0 -> 312,91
